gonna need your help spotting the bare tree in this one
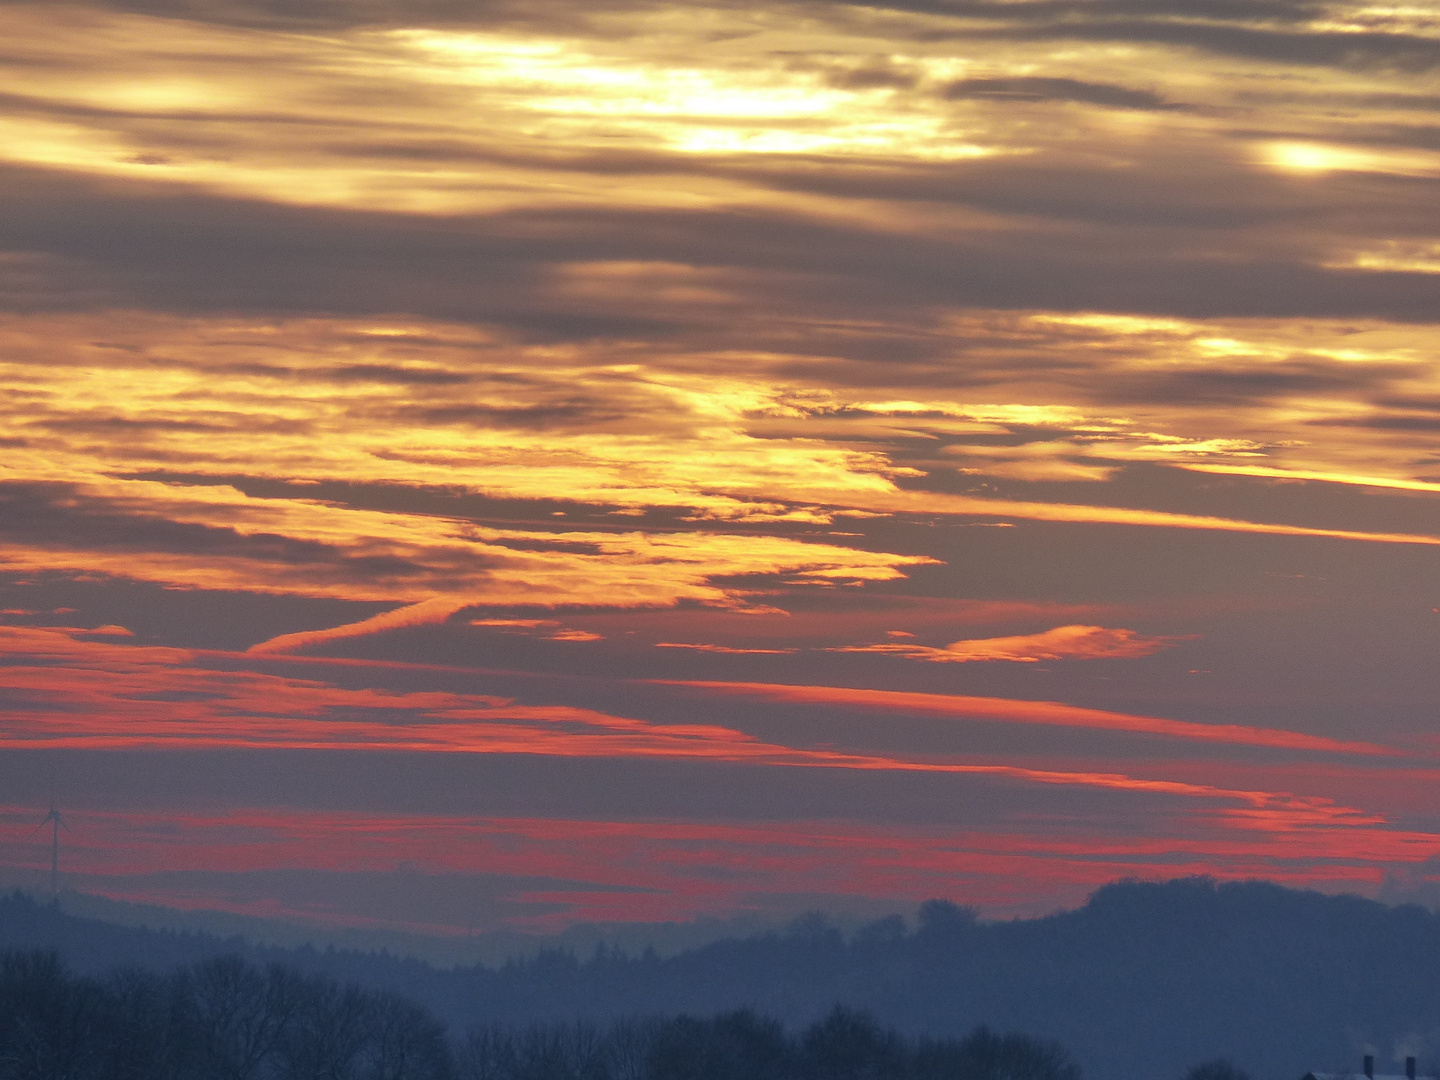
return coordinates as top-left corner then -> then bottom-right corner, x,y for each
455,1025 -> 518,1080
363,990 -> 452,1080
1184,1060 -> 1252,1080
97,967 -> 172,1080
275,975 -> 372,1080
0,951 -> 104,1080
604,1018 -> 663,1080
173,957 -> 300,1080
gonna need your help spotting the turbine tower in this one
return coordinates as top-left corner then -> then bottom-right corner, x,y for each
29,791 -> 69,900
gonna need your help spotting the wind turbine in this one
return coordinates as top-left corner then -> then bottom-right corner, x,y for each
28,791 -> 69,901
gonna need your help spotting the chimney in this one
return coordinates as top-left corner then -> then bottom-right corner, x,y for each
1407,1059 -> 1417,1080
1365,1057 -> 1375,1079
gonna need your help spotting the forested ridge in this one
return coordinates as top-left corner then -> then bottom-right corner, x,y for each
4,877 -> 1436,1080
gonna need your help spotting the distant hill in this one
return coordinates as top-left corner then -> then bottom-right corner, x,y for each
37,886 -> 788,967
4,878 -> 1436,1080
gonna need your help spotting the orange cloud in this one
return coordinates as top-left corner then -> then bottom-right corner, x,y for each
834,624 -> 1186,663
77,624 -> 136,637
248,598 -> 468,654
867,490 -> 1440,547
656,642 -> 799,654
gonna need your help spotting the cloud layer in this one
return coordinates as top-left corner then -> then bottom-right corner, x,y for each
2,0 -> 1440,930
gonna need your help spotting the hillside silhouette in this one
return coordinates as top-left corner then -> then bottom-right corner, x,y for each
3,877 -> 1435,1080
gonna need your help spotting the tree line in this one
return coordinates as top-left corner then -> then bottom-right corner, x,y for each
0,949 -> 1083,1080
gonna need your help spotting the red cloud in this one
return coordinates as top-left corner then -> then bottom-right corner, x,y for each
650,678 -> 1395,756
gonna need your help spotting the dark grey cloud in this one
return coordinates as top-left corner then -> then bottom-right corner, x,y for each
1375,396 -> 1440,413
40,415 -> 235,434
407,402 -> 630,429
840,0 -> 1440,73
14,0 -> 1407,80
3,0 -> 1332,36
0,568 -> 393,651
1094,359 -> 1411,406
38,413 -> 314,435
0,89 -> 379,130
103,355 -> 473,386
1309,414 -> 1440,432
0,481 -> 337,563
0,165 -> 681,340
942,76 -> 1176,110
0,0 -> 649,31
326,364 -> 472,386
1344,93 -> 1440,114
3,161 -> 1440,341
733,156 -> 1306,229
1337,123 -> 1440,153
966,21 -> 1440,73
851,0 -> 1324,23
0,482 -> 479,587
1233,90 -> 1440,115
824,64 -> 919,90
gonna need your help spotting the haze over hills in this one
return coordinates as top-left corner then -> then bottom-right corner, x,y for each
24,885 -> 792,968
6,876 -> 1439,1080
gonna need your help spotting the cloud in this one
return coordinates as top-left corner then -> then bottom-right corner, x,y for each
0,624 -> 1394,778
655,642 -> 799,654
12,800 -> 1429,930
1179,464 -> 1440,494
869,489 -> 1440,547
867,0 -> 1324,22
651,678 -> 1399,755
978,22 -> 1440,73
3,0 -> 1440,932
248,598 -> 468,654
3,153 -> 1440,329
468,618 -> 604,642
835,624 -> 1187,663
870,1 -> 1440,73
0,475 -> 937,609
0,0 -> 641,31
942,77 -> 1177,110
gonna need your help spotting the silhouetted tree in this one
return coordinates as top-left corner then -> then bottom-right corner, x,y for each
915,901 -> 978,941
912,1026 -> 1080,1080
1184,1060 -> 1251,1080
171,957 -> 299,1080
0,951 -> 104,1080
454,1025 -> 516,1080
275,974 -> 371,1080
96,967 -> 172,1080
0,946 -> 1099,1080
648,1011 -> 792,1080
604,1018 -> 662,1080
801,1008 -> 904,1080
364,989 -> 453,1080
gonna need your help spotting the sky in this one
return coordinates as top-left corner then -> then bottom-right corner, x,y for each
2,0 -> 1440,939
